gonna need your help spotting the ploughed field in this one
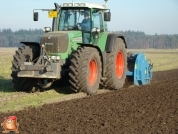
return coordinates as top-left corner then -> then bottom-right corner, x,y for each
0,69 -> 178,134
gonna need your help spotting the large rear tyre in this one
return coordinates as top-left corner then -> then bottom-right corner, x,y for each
69,47 -> 101,95
11,45 -> 40,92
104,38 -> 127,90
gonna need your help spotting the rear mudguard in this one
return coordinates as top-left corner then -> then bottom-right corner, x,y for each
105,33 -> 127,53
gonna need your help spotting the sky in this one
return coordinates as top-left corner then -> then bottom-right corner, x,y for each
0,0 -> 178,35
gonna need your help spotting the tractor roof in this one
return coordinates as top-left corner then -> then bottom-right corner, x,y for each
60,2 -> 106,9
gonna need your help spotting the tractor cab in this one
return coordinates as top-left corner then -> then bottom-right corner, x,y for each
33,2 -> 111,44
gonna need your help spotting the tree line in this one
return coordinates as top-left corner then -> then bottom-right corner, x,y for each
0,29 -> 43,47
0,28 -> 178,49
119,30 -> 178,49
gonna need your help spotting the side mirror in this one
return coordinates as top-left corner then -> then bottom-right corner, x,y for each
104,12 -> 111,21
33,12 -> 39,21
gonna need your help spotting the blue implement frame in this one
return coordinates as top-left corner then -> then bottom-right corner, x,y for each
126,52 -> 153,85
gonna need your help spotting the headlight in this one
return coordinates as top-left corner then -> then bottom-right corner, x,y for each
80,3 -> 85,7
74,3 -> 79,6
63,3 -> 68,6
68,3 -> 73,6
92,28 -> 97,32
63,3 -> 73,7
43,27 -> 51,32
96,28 -> 100,32
92,28 -> 100,33
51,56 -> 60,60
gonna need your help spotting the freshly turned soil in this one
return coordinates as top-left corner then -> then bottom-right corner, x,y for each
0,69 -> 178,134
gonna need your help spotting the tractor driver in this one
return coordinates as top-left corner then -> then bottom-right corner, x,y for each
77,12 -> 91,43
77,12 -> 91,31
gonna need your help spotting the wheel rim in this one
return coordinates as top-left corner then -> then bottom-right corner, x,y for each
88,59 -> 98,86
116,51 -> 124,79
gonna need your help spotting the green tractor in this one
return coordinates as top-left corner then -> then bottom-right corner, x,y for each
11,2 -> 152,95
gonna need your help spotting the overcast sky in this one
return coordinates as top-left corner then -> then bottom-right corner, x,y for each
0,0 -> 178,35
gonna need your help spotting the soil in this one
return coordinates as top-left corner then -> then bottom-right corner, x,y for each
0,69 -> 178,134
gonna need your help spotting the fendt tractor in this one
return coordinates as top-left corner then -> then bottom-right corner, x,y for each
11,1 -> 153,95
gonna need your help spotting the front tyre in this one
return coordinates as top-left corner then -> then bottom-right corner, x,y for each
11,45 -> 40,92
69,47 -> 101,95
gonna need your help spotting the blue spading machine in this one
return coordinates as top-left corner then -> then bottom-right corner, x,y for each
126,52 -> 153,85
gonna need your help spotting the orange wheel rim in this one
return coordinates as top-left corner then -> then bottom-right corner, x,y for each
116,51 -> 124,78
88,59 -> 98,86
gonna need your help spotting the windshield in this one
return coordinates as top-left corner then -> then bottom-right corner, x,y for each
58,9 -> 91,31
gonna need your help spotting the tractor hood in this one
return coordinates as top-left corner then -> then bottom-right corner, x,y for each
40,32 -> 69,53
